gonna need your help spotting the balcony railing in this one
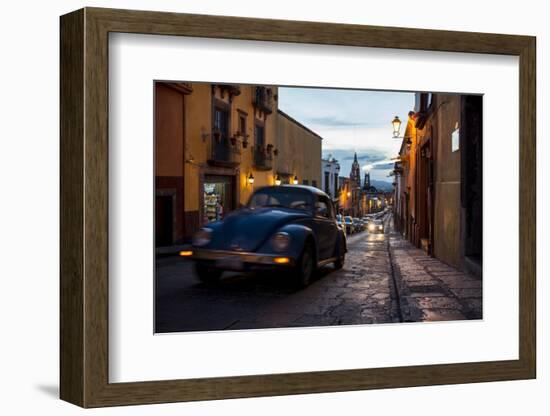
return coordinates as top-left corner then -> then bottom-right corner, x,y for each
215,84 -> 241,99
253,87 -> 274,114
253,145 -> 273,171
207,133 -> 241,167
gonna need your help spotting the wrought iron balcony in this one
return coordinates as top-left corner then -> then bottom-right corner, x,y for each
253,144 -> 273,171
207,133 -> 241,167
215,84 -> 242,100
253,87 -> 274,115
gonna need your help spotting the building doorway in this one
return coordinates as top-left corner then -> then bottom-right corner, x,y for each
203,175 -> 236,223
155,195 -> 174,247
418,141 -> 434,254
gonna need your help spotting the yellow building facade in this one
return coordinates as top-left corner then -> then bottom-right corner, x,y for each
275,110 -> 322,187
155,82 -> 322,246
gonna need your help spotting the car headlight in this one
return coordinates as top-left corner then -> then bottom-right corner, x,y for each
368,224 -> 375,231
379,225 -> 383,230
271,232 -> 291,252
192,228 -> 213,247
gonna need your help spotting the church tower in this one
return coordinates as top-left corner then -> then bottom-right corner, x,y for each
363,172 -> 371,190
350,152 -> 361,188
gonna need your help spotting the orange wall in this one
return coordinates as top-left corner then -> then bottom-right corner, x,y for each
155,83 -> 184,177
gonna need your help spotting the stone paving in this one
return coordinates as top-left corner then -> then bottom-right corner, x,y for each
155,215 -> 482,333
389,236 -> 482,322
155,230 -> 398,332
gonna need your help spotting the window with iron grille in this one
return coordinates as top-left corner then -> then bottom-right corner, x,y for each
255,123 -> 264,147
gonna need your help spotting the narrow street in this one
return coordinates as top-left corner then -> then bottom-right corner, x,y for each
155,214 -> 482,333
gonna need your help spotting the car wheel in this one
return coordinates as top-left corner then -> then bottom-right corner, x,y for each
293,243 -> 315,289
195,262 -> 222,284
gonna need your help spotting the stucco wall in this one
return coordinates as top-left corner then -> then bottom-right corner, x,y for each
276,110 -> 322,187
432,94 -> 462,268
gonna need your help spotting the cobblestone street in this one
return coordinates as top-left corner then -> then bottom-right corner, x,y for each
155,215 -> 482,333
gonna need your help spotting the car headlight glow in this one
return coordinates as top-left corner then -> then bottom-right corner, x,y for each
271,232 -> 291,252
192,228 -> 213,246
368,224 -> 375,231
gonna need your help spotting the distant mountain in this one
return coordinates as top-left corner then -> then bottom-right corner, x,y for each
369,180 -> 394,191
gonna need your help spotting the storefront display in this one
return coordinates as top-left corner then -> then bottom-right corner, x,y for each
203,175 -> 235,223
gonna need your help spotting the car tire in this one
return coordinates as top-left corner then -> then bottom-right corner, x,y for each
293,243 -> 315,289
195,262 -> 222,284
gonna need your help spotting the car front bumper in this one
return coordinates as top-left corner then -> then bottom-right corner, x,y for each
190,248 -> 296,270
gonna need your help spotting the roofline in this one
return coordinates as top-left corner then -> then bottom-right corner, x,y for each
277,109 -> 323,141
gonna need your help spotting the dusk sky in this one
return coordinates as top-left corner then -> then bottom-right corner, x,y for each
278,87 -> 415,185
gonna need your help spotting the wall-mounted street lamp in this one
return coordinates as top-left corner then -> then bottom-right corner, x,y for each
391,113 -> 414,148
275,175 -> 281,186
247,173 -> 255,185
392,116 -> 402,138
293,175 -> 298,185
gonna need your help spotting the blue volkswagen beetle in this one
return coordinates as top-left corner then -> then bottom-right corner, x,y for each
187,185 -> 347,288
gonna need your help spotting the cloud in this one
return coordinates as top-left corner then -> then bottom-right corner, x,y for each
278,86 -> 414,182
304,116 -> 378,128
325,149 -> 387,163
368,162 -> 395,170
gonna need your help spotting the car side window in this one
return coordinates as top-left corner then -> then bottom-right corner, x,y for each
315,197 -> 333,219
324,197 -> 335,219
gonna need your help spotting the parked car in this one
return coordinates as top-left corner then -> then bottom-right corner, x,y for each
343,216 -> 354,235
336,214 -> 345,231
368,219 -> 384,233
186,185 -> 347,288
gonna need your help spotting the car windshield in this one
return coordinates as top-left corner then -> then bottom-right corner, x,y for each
248,187 -> 313,211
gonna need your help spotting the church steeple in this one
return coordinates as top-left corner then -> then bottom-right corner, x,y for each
350,152 -> 361,188
363,172 -> 371,190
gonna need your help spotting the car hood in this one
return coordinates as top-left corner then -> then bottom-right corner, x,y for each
210,207 -> 309,252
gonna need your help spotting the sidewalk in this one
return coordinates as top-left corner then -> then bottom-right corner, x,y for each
389,235 -> 482,322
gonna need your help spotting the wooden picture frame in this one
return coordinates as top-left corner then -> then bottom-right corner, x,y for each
60,7 -> 536,408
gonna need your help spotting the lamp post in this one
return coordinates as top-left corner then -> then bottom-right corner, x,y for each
247,173 -> 255,185
275,175 -> 281,186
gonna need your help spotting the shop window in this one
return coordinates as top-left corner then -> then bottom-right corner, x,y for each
203,175 -> 235,223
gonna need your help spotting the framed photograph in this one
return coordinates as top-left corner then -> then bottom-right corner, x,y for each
60,7 -> 536,408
